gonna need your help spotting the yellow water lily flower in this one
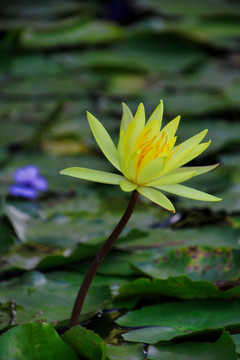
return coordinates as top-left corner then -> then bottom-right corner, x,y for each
60,101 -> 221,213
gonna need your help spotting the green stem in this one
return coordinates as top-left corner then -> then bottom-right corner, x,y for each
69,190 -> 139,328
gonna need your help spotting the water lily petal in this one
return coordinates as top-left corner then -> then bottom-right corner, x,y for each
126,150 -> 138,180
158,184 -> 222,201
134,103 -> 145,129
120,103 -> 133,134
180,141 -> 211,166
146,100 -> 163,130
119,180 -> 137,192
177,129 -> 208,152
161,115 -> 180,140
169,164 -> 219,177
87,112 -> 121,171
138,187 -> 175,212
60,167 -> 124,185
122,120 -> 136,158
125,103 -> 146,153
163,141 -> 211,176
162,148 -> 193,175
147,171 -> 196,187
118,130 -> 128,177
137,157 -> 167,184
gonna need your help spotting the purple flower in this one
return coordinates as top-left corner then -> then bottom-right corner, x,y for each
9,165 -> 48,199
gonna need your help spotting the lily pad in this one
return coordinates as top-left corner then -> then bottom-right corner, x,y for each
232,334 -> 240,354
117,299 -> 240,343
132,246 -> 240,282
107,343 -> 144,360
118,226 -> 240,252
0,271 -> 112,330
115,276 -> 240,302
147,331 -> 237,360
21,20 -> 124,48
62,325 -> 107,360
0,322 -> 78,360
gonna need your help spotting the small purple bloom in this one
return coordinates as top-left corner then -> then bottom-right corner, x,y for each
9,165 -> 48,199
33,176 -> 48,191
13,165 -> 39,184
9,185 -> 38,199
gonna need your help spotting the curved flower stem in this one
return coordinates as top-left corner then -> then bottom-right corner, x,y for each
69,190 -> 140,328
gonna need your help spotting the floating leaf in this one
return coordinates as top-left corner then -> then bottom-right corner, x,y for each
117,299 -> 240,343
147,331 -> 237,360
0,322 -> 78,360
132,246 -> 240,282
232,334 -> 240,355
118,226 -> 240,252
21,20 -> 124,48
115,276 -> 240,302
107,343 -> 144,360
62,325 -> 107,360
0,271 -> 112,330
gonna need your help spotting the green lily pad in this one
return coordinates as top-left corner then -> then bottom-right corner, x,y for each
62,325 -> 106,360
107,343 -> 144,360
21,20 -> 124,48
76,249 -> 158,277
115,276 -> 240,302
147,331 -> 237,360
0,219 -> 15,255
0,271 -> 112,330
117,299 -> 240,343
132,246 -> 240,282
143,0 -> 240,16
118,226 -> 240,252
0,322 -> 78,360
232,334 -> 240,354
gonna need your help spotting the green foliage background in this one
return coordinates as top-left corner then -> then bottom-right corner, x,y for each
0,1 -> 240,359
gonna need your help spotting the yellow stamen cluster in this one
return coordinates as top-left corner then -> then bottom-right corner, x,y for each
125,120 -> 179,183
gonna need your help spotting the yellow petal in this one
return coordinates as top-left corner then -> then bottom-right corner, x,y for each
147,171 -> 196,187
124,103 -> 146,155
177,129 -> 208,152
60,167 -> 124,185
87,112 -> 121,171
162,148 -> 193,175
180,141 -> 211,166
160,115 -> 180,141
137,187 -> 175,212
117,130 -> 128,177
119,180 -> 137,192
134,103 -> 145,129
122,120 -> 136,158
120,103 -> 133,134
172,164 -> 219,177
158,184 -> 222,202
126,150 -> 138,180
137,157 -> 167,184
163,130 -> 209,175
146,100 -> 163,131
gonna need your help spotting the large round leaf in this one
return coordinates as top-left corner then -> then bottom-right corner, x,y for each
117,299 -> 240,343
0,322 -> 78,360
